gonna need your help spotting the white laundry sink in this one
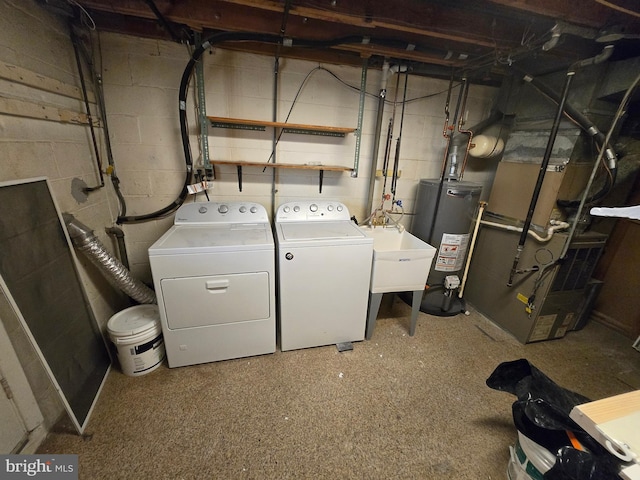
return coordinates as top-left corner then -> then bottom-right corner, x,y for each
360,226 -> 436,294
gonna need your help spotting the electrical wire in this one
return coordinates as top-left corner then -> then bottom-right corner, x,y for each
262,65 -> 456,166
66,0 -> 95,30
116,32 -> 472,223
526,249 -> 557,313
460,24 -> 556,77
291,65 -> 457,105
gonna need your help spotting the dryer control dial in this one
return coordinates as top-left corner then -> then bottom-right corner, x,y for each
250,206 -> 258,213
293,205 -> 301,213
218,204 -> 229,214
239,206 -> 247,213
198,206 -> 208,214
310,204 -> 318,212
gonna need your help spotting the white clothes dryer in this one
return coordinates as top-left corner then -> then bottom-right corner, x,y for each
274,201 -> 373,351
148,201 -> 275,368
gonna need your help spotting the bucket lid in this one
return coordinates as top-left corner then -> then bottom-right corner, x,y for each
107,304 -> 160,337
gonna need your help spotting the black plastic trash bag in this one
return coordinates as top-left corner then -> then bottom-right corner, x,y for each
487,358 -> 626,480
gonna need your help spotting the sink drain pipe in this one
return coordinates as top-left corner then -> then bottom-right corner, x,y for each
64,214 -> 156,305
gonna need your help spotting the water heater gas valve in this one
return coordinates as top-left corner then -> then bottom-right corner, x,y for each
444,275 -> 460,290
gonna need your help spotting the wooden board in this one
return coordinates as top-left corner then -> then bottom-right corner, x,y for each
570,390 -> 640,475
0,94 -> 96,125
208,116 -> 355,134
572,390 -> 640,425
0,60 -> 95,103
211,160 -> 353,172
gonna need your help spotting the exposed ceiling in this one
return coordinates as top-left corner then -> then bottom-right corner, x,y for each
50,0 -> 640,83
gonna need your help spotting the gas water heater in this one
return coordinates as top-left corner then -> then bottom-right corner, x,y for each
410,179 -> 482,315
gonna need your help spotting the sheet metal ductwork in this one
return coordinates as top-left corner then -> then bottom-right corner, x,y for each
64,214 -> 157,305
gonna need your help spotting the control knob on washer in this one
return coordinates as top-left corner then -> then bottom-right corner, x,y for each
310,204 -> 318,212
250,206 -> 258,213
239,206 -> 247,213
198,206 -> 208,214
218,204 -> 229,214
293,206 -> 300,212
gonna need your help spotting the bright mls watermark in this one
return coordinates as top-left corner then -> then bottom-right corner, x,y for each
1,455 -> 77,479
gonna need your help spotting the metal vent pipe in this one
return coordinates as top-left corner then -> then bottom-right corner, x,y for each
64,214 -> 157,305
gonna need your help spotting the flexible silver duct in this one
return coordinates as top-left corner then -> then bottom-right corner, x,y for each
63,214 -> 157,304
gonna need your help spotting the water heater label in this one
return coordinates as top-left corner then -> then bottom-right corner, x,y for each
435,233 -> 470,272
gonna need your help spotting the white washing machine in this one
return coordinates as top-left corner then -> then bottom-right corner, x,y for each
275,200 -> 373,351
148,201 -> 275,368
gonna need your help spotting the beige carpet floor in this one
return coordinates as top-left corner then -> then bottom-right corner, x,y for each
37,297 -> 640,479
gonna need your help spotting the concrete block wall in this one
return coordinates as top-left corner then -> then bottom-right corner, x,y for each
98,33 -> 498,285
0,0 -> 499,436
0,1 -> 128,430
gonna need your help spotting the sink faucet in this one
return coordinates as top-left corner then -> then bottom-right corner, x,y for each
364,199 -> 405,231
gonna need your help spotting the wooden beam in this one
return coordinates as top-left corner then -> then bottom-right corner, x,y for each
0,61 -> 95,103
79,0 -> 520,50
486,0 -> 631,28
213,0 -> 508,48
0,95 -> 98,125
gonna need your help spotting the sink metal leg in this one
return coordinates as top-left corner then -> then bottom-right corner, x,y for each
366,292 -> 383,340
409,289 -> 422,336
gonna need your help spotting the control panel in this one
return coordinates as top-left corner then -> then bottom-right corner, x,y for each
174,201 -> 269,224
275,201 -> 351,222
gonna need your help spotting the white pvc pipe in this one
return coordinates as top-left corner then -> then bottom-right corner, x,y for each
459,201 -> 486,298
480,219 -> 570,242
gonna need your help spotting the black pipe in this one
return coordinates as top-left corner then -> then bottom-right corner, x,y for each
366,66 -> 388,213
118,32 -> 279,223
144,0 -> 183,43
391,69 -> 409,200
507,71 -> 575,287
70,22 -> 104,192
380,118 -> 394,196
119,33 -> 425,223
518,68 -> 618,206
72,20 -> 127,217
105,226 -> 129,269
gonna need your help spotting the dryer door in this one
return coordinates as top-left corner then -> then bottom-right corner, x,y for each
161,272 -> 270,329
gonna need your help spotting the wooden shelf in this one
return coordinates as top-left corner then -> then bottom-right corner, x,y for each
208,116 -> 355,137
211,160 -> 352,172
210,160 -> 354,193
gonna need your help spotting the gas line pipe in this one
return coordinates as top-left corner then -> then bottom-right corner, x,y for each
506,69 -> 575,287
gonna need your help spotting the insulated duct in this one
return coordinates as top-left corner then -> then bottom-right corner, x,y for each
64,214 -> 157,304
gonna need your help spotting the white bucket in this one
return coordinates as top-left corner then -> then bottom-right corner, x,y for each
107,304 -> 165,376
507,432 -> 556,480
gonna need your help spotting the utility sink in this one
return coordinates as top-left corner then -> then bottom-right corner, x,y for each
360,226 -> 436,294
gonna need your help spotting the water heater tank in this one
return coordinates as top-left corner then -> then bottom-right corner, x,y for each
410,179 -> 482,314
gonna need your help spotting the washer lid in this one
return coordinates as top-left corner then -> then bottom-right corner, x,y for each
107,305 -> 159,337
149,224 -> 274,255
278,221 -> 370,242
